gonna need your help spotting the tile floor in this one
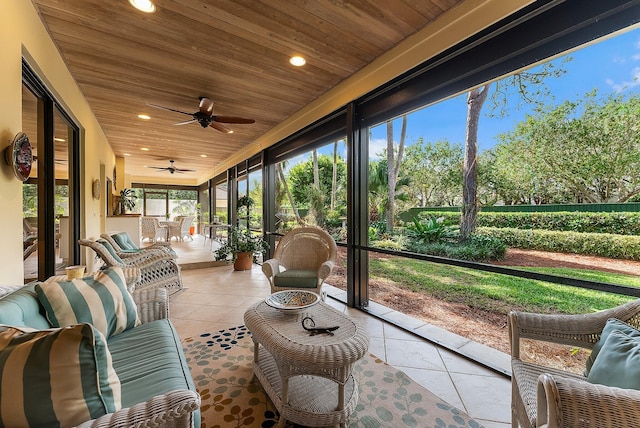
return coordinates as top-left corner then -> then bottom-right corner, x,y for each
166,235 -> 512,427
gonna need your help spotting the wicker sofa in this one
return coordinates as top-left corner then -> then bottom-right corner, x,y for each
509,300 -> 640,428
0,268 -> 200,427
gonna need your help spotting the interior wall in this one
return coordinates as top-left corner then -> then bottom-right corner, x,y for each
0,1 -> 117,283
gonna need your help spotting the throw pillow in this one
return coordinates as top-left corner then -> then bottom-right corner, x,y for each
585,318 -> 640,376
0,324 -> 121,427
36,266 -> 140,338
97,239 -> 124,264
112,232 -> 140,252
587,329 -> 640,389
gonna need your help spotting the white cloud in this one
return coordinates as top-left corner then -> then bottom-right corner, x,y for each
369,138 -> 387,161
607,65 -> 640,93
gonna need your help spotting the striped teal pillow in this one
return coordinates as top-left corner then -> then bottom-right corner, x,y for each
0,323 -> 121,427
36,266 -> 140,338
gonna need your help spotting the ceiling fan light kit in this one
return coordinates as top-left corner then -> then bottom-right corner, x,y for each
147,97 -> 255,134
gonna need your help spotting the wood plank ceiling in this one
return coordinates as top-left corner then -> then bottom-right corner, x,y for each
31,0 -> 461,184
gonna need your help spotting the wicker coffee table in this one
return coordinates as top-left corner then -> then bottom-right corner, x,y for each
244,300 -> 369,428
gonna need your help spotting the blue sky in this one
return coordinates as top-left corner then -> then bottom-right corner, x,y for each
368,25 -> 640,158
290,25 -> 640,166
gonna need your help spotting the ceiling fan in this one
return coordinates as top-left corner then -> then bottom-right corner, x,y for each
148,97 -> 255,133
148,160 -> 195,174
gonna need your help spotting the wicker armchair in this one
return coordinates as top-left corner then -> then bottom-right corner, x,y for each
262,227 -> 337,299
141,216 -> 168,243
509,300 -> 640,428
75,286 -> 200,428
100,233 -> 177,260
169,216 -> 194,242
79,239 -> 183,293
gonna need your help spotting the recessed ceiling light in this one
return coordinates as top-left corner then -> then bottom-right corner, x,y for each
129,0 -> 156,13
54,137 -> 66,142
137,114 -> 151,120
140,147 -> 150,151
228,130 -> 234,134
124,153 -> 131,156
290,56 -> 306,67
200,154 -> 207,158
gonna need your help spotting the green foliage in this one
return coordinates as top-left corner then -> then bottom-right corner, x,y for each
373,239 -> 405,251
478,227 -> 640,260
413,211 -> 640,235
406,216 -> 452,244
119,188 -> 137,211
491,90 -> 640,204
400,139 -> 463,207
213,227 -> 269,262
405,234 -> 506,262
287,154 -> 347,207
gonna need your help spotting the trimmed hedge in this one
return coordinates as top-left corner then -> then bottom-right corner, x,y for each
415,211 -> 640,235
477,227 -> 640,260
404,234 -> 507,262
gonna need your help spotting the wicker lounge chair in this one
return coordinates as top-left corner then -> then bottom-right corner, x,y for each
509,300 -> 640,427
100,233 -> 177,260
262,227 -> 337,299
79,239 -> 183,293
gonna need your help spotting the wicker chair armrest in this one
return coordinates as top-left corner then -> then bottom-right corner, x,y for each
76,389 -> 200,428
262,259 -> 280,281
537,374 -> 640,428
132,287 -> 169,322
318,260 -> 335,280
508,299 -> 640,357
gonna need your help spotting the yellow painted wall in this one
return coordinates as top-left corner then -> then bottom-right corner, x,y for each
0,1 -> 117,283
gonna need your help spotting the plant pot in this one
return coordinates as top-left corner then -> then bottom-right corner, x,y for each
234,252 -> 253,271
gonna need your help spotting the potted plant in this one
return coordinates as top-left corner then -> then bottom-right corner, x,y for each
116,188 -> 137,215
214,226 -> 269,271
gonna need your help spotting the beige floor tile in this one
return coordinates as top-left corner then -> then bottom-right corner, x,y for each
449,372 -> 511,422
399,367 -> 465,410
384,338 -> 447,371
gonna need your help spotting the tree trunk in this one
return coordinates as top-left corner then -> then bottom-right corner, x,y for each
312,149 -> 320,190
385,116 -> 407,232
276,163 -> 302,225
331,141 -> 338,211
461,85 -> 489,241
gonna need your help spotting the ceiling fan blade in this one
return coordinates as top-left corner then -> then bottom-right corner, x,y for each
175,168 -> 196,172
210,122 -> 232,133
214,115 -> 256,124
198,97 -> 214,116
147,103 -> 194,116
173,119 -> 197,126
147,166 -> 170,171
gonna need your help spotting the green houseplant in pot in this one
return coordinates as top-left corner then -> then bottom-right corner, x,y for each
214,227 -> 269,271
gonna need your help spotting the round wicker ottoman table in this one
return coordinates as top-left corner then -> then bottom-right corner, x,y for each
244,300 -> 369,428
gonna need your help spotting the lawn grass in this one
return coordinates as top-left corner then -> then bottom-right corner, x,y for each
370,256 -> 637,315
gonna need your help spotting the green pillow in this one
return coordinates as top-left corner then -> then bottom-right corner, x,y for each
111,232 -> 134,250
97,239 -> 124,263
122,233 -> 140,251
585,318 -> 640,376
587,329 -> 640,389
0,323 -> 121,427
36,266 -> 140,338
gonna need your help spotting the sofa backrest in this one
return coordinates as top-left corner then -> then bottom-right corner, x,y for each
0,283 -> 51,329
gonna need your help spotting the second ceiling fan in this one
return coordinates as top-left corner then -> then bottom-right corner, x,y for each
148,97 -> 255,133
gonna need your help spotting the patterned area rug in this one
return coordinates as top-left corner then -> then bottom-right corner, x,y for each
182,326 -> 484,428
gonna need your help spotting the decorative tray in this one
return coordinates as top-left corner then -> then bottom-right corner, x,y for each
265,290 -> 320,313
